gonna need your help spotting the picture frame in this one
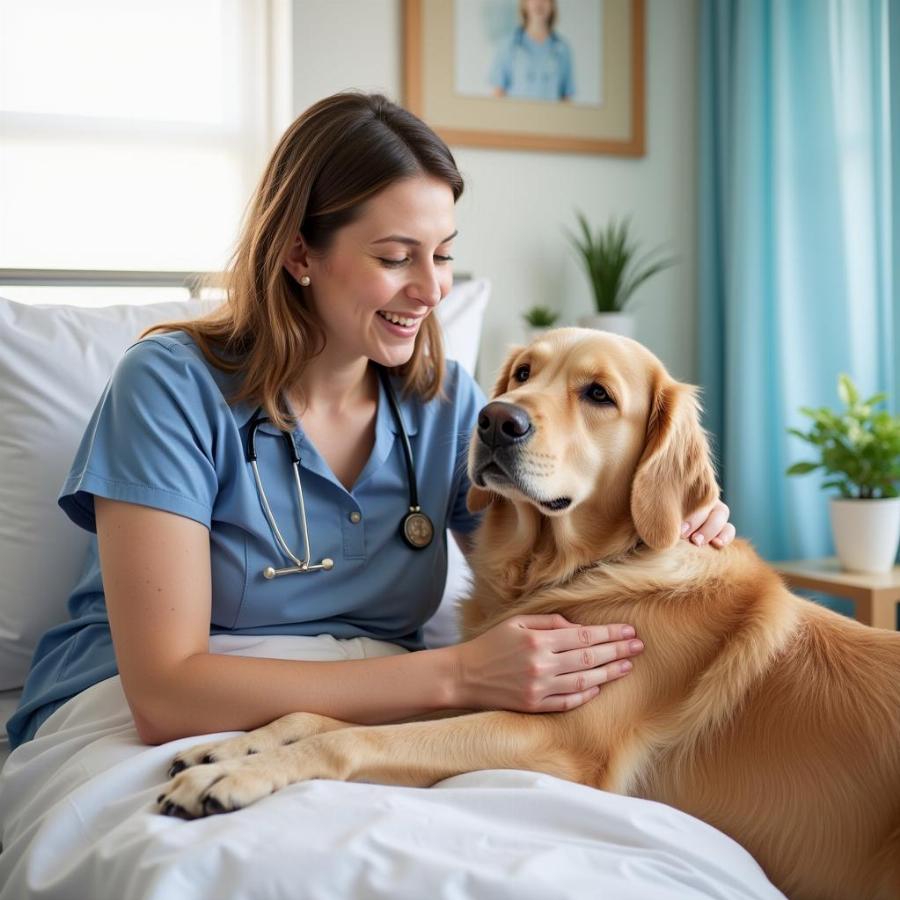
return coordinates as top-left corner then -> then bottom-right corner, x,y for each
403,0 -> 645,156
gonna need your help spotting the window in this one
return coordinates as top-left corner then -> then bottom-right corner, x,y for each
0,0 -> 289,303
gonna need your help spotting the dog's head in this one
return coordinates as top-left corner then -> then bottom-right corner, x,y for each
468,328 -> 719,552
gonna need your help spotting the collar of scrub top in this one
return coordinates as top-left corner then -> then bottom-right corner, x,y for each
231,372 -> 420,439
232,370 -> 419,488
513,25 -> 565,52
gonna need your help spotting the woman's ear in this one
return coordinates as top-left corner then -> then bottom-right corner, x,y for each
630,374 -> 720,550
282,233 -> 312,284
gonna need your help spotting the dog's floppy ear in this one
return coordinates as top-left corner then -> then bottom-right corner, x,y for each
630,374 -> 720,550
490,345 -> 524,399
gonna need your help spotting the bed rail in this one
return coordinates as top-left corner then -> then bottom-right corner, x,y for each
0,269 -> 471,298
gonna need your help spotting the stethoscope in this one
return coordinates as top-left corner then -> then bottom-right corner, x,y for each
245,365 -> 434,580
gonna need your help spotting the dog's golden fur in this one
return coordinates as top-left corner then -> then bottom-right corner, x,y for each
159,328 -> 900,900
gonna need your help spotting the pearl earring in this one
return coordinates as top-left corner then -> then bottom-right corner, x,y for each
299,275 -> 311,287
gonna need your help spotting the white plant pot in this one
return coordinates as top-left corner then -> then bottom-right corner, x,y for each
830,497 -> 900,574
577,312 -> 635,338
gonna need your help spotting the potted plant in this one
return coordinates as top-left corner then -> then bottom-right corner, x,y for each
522,305 -> 560,342
567,212 -> 675,338
786,374 -> 900,573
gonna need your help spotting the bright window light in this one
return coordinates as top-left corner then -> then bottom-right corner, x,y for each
0,0 -> 234,125
0,0 -> 279,291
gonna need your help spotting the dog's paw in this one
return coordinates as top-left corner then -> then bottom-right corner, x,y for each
166,713 -> 345,778
167,735 -> 265,778
157,760 -> 284,819
157,762 -> 231,819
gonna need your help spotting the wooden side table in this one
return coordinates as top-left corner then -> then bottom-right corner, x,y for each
771,557 -> 900,630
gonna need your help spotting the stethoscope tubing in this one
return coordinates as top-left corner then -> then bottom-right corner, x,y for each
250,455 -> 334,578
246,364 -> 432,579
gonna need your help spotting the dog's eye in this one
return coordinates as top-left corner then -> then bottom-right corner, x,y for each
514,364 -> 530,383
583,383 -> 614,405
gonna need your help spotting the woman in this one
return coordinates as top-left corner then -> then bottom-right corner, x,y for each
490,0 -> 575,102
6,92 -> 733,750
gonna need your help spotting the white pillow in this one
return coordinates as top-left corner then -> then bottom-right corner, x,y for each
0,297 -> 216,690
424,278 -> 490,649
434,277 -> 490,379
0,279 -> 489,688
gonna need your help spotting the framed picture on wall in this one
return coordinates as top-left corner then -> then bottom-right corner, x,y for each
403,0 -> 645,156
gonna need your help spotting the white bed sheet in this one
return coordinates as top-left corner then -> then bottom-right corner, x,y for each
0,635 -> 785,900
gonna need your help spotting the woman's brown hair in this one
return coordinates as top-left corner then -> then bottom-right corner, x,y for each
144,91 -> 464,430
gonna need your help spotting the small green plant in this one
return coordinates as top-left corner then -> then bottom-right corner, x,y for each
786,374 -> 900,499
522,305 -> 559,328
566,212 -> 675,313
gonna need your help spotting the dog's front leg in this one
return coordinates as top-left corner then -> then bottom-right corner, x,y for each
158,710 -> 588,818
313,710 -> 589,787
166,711 -> 356,777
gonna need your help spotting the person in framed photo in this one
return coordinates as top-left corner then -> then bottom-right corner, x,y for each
489,0 -> 575,102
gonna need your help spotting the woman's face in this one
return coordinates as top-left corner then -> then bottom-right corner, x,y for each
289,174 -> 457,372
522,0 -> 553,27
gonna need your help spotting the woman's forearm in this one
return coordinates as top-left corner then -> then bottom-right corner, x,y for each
136,645 -> 461,745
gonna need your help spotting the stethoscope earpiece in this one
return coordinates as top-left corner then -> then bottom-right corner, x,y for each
247,365 -> 433,579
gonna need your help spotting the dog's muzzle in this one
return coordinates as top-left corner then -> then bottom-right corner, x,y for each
471,401 -> 572,513
472,401 -> 531,490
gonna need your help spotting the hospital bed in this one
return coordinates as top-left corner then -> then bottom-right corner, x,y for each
0,270 -> 785,900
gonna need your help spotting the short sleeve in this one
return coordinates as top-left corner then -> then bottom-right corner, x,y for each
59,336 -> 220,532
447,362 -> 488,535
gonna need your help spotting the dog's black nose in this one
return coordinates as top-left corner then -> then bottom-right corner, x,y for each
477,401 -> 533,447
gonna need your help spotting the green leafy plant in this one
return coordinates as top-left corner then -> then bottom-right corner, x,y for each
786,374 -> 900,499
522,305 -> 559,327
566,212 -> 675,313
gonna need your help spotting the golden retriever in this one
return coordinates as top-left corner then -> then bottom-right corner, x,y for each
157,328 -> 900,900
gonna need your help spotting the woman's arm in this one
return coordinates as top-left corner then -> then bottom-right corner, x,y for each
97,497 -> 459,745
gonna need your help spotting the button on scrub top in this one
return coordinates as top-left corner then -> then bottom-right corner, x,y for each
7,332 -> 486,748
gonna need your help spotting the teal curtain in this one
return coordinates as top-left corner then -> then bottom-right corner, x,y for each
698,0 -> 899,570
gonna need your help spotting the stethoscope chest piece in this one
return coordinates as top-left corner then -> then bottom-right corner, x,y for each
402,508 -> 434,550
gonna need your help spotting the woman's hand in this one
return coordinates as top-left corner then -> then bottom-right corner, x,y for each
452,614 -> 643,713
682,499 -> 735,549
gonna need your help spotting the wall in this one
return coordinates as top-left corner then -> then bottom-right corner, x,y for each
291,0 -> 698,389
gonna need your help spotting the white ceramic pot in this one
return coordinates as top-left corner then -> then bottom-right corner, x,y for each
830,497 -> 900,574
577,312 -> 636,338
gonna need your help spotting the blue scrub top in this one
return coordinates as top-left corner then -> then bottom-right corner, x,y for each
489,28 -> 575,102
7,332 -> 486,749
